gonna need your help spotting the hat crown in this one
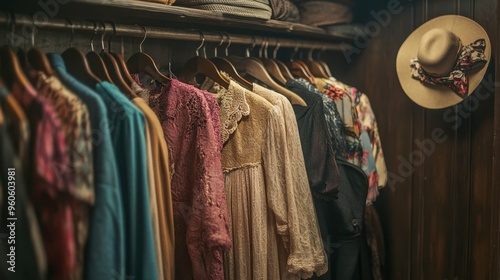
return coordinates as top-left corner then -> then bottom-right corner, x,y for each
416,28 -> 462,76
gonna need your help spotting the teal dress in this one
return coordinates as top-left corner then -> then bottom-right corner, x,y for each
95,82 -> 159,280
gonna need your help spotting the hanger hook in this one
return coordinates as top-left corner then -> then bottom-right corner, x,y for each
107,21 -> 117,52
90,21 -> 97,52
258,37 -> 266,59
298,42 -> 304,60
195,30 -> 205,57
66,18 -> 74,48
6,12 -> 16,46
98,21 -> 106,51
223,32 -> 231,56
307,47 -> 314,61
30,16 -> 36,48
135,24 -> 147,53
246,36 -> 256,58
273,40 -> 280,59
291,42 -> 299,61
264,38 -> 270,59
316,46 -> 325,60
214,32 -> 224,57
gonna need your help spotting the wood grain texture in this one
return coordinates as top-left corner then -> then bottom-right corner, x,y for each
343,0 -> 499,279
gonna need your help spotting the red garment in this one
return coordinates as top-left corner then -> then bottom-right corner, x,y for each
140,78 -> 231,280
11,81 -> 76,280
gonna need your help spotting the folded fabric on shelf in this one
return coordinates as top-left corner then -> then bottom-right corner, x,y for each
174,0 -> 272,19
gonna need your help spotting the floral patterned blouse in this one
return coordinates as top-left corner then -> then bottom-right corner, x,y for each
11,80 -> 75,280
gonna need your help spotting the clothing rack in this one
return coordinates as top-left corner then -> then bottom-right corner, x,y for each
0,13 -> 349,52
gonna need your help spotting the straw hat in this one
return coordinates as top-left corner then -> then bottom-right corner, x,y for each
396,15 -> 491,109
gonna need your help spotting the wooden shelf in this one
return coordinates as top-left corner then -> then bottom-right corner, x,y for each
3,0 -> 354,43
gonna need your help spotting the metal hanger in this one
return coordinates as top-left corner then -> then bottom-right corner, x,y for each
271,41 -> 295,81
107,21 -> 136,87
26,16 -> 54,76
62,19 -> 101,88
126,24 -> 171,84
230,37 -> 306,106
210,32 -> 252,90
178,31 -> 229,89
316,46 -> 333,78
260,37 -> 287,85
86,21 -> 112,82
97,22 -> 137,98
0,13 -> 31,91
287,42 -> 315,83
304,47 -> 329,78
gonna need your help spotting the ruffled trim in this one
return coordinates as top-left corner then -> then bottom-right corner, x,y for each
216,80 -> 250,144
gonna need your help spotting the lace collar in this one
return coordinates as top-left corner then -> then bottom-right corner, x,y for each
202,78 -> 250,144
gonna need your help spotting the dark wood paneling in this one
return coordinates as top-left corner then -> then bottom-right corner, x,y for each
344,0 -> 499,279
468,1 -> 499,279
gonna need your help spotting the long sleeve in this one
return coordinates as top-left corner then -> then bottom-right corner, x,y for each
262,104 -> 328,278
187,94 -> 232,280
95,82 -> 158,280
251,84 -> 329,278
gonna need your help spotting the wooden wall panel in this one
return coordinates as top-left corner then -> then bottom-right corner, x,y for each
342,0 -> 499,279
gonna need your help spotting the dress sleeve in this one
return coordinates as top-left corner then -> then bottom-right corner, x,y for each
262,104 -> 328,278
186,94 -> 231,280
304,100 -> 340,199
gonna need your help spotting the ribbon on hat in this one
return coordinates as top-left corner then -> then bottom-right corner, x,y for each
410,39 -> 487,97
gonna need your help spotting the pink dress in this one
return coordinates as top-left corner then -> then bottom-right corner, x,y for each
136,77 -> 231,280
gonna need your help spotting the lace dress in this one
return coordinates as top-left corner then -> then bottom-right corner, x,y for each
137,77 -> 231,280
252,84 -> 328,279
201,79 -> 324,279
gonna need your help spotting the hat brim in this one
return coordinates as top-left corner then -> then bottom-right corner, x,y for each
396,15 -> 491,109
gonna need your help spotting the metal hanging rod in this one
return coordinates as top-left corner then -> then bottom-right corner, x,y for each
0,13 -> 347,51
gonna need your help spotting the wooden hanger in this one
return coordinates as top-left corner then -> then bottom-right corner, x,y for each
287,44 -> 316,83
231,57 -> 306,106
126,25 -> 171,84
0,46 -> 31,91
257,38 -> 287,85
314,48 -> 334,78
318,60 -> 333,78
261,58 -> 287,85
304,48 -> 329,78
178,31 -> 229,89
287,60 -> 313,81
101,51 -> 137,98
62,47 -> 101,88
106,22 -> 136,86
304,60 -> 329,78
266,41 -> 295,81
209,33 -> 252,90
211,57 -> 252,90
274,59 -> 295,81
86,22 -> 112,82
28,48 -> 54,76
296,60 -> 316,79
93,22 -> 137,98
